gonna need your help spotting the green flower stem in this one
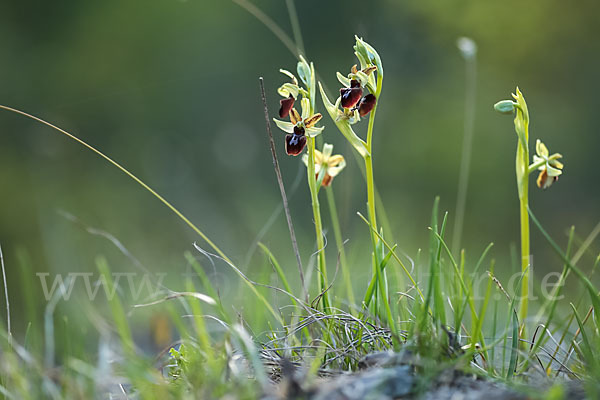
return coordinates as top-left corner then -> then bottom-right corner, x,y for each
364,76 -> 397,339
361,77 -> 384,311
365,75 -> 383,238
518,182 -> 530,326
517,125 -> 530,331
307,135 -> 329,310
325,186 -> 355,305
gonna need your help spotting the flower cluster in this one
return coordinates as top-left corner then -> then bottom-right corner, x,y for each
318,36 -> 383,158
273,59 -> 324,156
338,64 -> 377,118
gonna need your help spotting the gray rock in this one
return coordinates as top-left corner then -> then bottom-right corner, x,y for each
312,365 -> 414,400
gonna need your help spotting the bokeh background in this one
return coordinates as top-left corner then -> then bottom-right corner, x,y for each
0,0 -> 598,342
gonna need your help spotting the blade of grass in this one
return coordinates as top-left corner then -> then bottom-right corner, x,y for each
193,243 -> 284,326
528,207 -> 598,297
550,254 -> 600,375
506,310 -> 519,379
325,186 -> 355,306
0,245 -> 11,344
432,210 -> 448,327
571,220 -> 600,265
471,242 -> 495,278
472,263 -> 494,360
233,0 -> 299,59
570,303 -> 597,370
526,226 -> 575,367
17,248 -> 40,353
356,212 -> 423,302
428,228 -> 483,348
490,297 -> 498,372
258,242 -> 296,308
96,257 -> 134,357
184,251 -> 229,321
284,0 -> 305,56
184,280 -> 215,364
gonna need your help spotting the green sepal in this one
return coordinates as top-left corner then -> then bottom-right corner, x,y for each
355,35 -> 383,77
278,82 -> 299,99
272,118 -> 295,133
297,55 -> 311,87
337,71 -> 351,87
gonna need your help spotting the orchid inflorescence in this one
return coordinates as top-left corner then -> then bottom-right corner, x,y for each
274,36 -> 382,162
494,87 -> 566,329
338,65 -> 377,118
273,58 -> 324,156
494,88 -> 566,191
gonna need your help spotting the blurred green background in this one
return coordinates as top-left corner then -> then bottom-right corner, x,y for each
0,0 -> 598,339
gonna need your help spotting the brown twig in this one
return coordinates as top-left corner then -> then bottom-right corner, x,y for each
253,79 -> 307,303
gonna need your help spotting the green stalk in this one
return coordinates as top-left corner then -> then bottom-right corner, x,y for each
365,155 -> 378,235
364,74 -> 382,235
518,183 -> 530,327
364,75 -> 396,337
307,135 -> 329,309
516,111 -> 530,332
359,73 -> 386,310
496,88 -> 532,335
325,186 -> 355,305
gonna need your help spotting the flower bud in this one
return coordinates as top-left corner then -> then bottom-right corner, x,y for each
494,100 -> 517,114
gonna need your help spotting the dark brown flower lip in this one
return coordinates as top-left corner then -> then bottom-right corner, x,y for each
340,86 -> 363,108
285,133 -> 307,156
357,94 -> 377,117
536,169 -> 559,189
279,95 -> 295,118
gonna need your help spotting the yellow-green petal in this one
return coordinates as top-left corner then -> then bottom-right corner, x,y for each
273,118 -> 295,133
